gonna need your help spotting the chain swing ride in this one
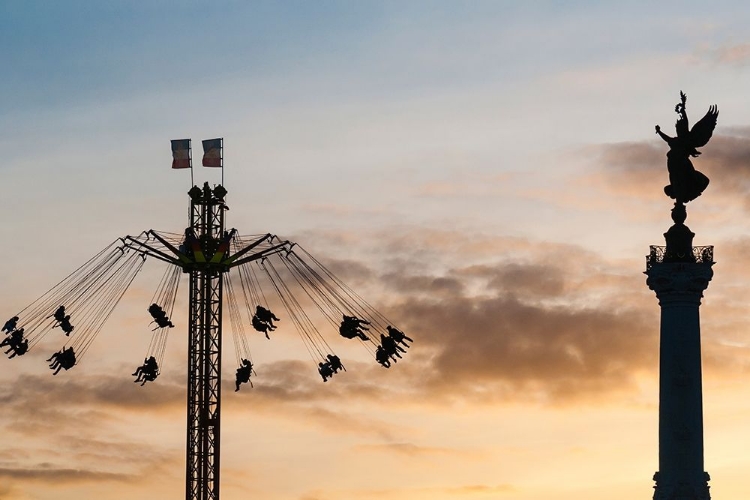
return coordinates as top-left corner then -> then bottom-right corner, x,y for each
1,140 -> 413,500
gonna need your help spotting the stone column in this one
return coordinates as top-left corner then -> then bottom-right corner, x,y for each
646,204 -> 713,500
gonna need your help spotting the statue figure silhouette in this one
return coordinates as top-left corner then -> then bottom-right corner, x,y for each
655,91 -> 718,204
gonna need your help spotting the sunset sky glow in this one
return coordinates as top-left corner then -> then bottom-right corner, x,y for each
3,2 -> 750,499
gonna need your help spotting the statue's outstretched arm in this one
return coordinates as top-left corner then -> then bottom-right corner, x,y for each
655,125 -> 672,144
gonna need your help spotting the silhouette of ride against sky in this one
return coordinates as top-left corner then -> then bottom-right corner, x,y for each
50,305 -> 75,336
2,146 -> 413,500
47,347 -> 76,375
251,314 -> 274,339
2,316 -> 18,333
133,356 -> 159,385
235,359 -> 255,391
380,333 -> 406,361
387,325 -> 413,346
250,304 -> 280,338
51,306 -> 66,323
1,328 -> 24,349
254,305 -> 279,329
2,328 -> 27,359
339,314 -> 371,341
148,303 -> 174,329
318,361 -> 334,382
326,354 -> 345,373
375,345 -> 391,368
5,338 -> 28,359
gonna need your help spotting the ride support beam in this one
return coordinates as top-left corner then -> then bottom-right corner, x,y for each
185,183 -> 225,500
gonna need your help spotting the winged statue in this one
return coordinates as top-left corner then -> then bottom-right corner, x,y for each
655,91 -> 718,204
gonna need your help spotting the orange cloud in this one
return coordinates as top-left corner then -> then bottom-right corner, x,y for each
352,442 -> 486,460
712,43 -> 750,65
0,467 -> 130,484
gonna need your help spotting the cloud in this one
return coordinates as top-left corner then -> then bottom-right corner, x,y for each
711,43 -> 750,66
233,360 -> 404,439
0,466 -> 130,484
258,246 -> 660,406
580,140 -> 664,202
393,291 -> 656,404
352,442 -> 485,460
0,450 -> 182,499
300,483 -> 516,499
232,230 -> 665,406
440,484 -> 515,495
285,227 -> 750,408
7,226 -> 747,445
322,258 -> 376,286
380,272 -> 465,297
415,174 -> 516,199
584,128 -> 750,207
0,372 -> 184,438
11,226 -> 745,419
456,263 -> 565,298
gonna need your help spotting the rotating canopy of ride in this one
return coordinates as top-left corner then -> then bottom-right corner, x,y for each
2,230 -> 412,390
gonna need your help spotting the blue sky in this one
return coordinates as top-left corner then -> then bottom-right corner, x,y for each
3,1 -> 746,114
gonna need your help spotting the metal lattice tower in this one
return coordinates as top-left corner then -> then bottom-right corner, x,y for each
185,183 -> 226,500
119,182 -> 294,499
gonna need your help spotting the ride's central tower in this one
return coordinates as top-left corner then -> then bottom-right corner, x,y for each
646,203 -> 713,500
185,183 -> 229,500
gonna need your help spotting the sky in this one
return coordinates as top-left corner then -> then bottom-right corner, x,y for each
3,1 -> 750,499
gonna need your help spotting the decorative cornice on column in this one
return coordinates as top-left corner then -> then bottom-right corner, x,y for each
645,261 -> 713,303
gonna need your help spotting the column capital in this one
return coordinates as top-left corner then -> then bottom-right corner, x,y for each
645,261 -> 713,302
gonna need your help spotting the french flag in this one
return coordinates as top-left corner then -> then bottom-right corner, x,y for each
202,138 -> 222,168
171,139 -> 191,169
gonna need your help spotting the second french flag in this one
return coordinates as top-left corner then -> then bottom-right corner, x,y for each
202,138 -> 222,168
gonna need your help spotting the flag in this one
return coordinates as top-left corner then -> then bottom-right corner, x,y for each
171,139 -> 191,169
202,138 -> 222,168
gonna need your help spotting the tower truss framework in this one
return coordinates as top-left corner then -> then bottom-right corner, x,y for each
186,185 -> 225,500
121,183 -> 289,500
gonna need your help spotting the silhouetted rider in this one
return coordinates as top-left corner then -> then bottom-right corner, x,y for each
133,356 -> 159,385
255,305 -> 280,328
318,361 -> 334,382
6,338 -> 27,359
381,334 -> 405,360
51,306 -> 66,323
2,329 -> 27,358
0,328 -> 23,349
47,347 -> 76,375
2,316 -> 18,333
148,304 -> 174,329
339,315 -> 370,341
375,346 -> 391,368
386,325 -> 413,346
326,354 -> 345,373
252,315 -> 273,339
235,359 -> 255,391
59,316 -> 74,336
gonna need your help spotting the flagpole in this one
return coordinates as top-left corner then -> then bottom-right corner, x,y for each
190,142 -> 195,187
221,138 -> 224,186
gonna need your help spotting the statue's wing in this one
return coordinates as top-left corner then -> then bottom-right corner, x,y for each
689,105 -> 718,148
